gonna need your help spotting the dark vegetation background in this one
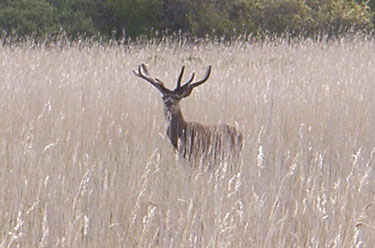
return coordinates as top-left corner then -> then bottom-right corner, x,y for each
0,0 -> 374,42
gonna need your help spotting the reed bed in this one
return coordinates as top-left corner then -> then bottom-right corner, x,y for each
0,37 -> 375,247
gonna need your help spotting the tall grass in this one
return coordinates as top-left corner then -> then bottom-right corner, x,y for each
1,37 -> 375,247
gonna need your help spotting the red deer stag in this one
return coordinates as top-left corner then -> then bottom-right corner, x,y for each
133,63 -> 242,168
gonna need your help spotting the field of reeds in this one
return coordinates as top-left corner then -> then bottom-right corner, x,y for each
1,37 -> 375,247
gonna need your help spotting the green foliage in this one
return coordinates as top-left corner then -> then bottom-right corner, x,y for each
187,1 -> 228,37
187,0 -> 258,38
94,0 -> 163,40
0,0 -> 374,41
309,0 -> 373,36
0,0 -> 57,39
48,0 -> 98,39
251,0 -> 315,36
160,0 -> 190,33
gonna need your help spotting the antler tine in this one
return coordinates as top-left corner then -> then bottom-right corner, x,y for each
190,65 -> 211,88
132,64 -> 145,77
180,65 -> 211,89
184,72 -> 195,85
132,64 -> 141,76
140,63 -> 148,75
176,66 -> 185,89
133,63 -> 168,93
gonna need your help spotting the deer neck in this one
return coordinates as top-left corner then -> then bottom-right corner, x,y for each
164,106 -> 187,149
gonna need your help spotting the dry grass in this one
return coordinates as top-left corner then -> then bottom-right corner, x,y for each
1,37 -> 375,247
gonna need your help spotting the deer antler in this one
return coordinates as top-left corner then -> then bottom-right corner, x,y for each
180,65 -> 211,90
133,63 -> 211,97
176,66 -> 197,90
176,66 -> 185,89
174,65 -> 212,98
133,63 -> 169,94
